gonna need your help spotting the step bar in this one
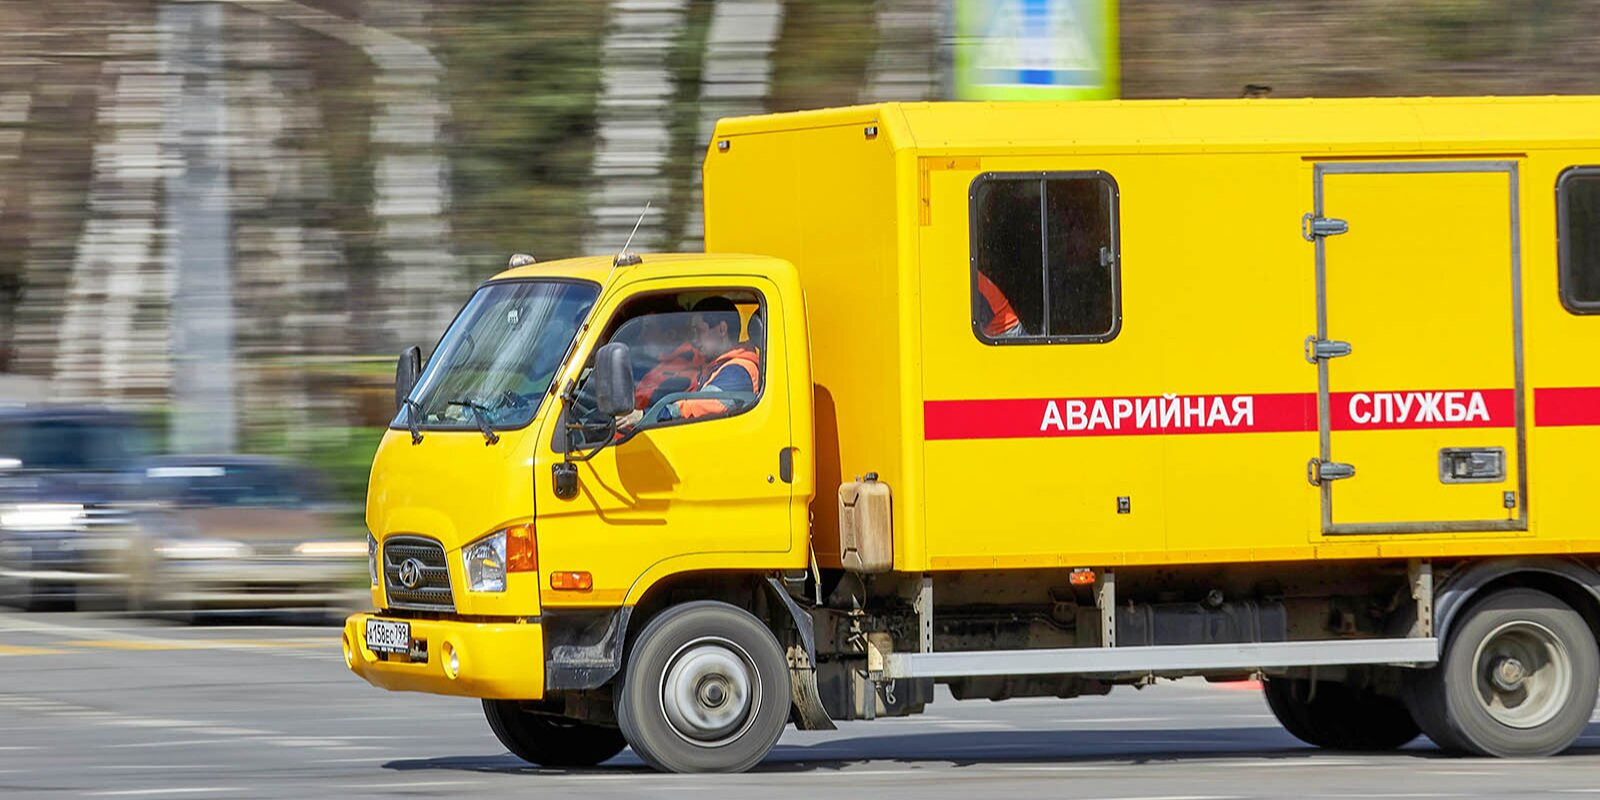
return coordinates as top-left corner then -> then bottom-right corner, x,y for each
881,638 -> 1440,680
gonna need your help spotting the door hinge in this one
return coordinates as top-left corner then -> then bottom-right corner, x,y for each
1301,213 -> 1349,241
1303,335 -> 1353,363
1307,458 -> 1356,485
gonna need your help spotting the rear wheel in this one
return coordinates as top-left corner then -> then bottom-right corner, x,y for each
1263,676 -> 1420,750
1406,588 -> 1599,757
482,700 -> 627,768
615,601 -> 791,773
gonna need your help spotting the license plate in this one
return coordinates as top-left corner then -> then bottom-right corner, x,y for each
365,618 -> 411,654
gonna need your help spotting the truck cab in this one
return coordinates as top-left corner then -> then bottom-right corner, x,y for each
344,253 -> 814,771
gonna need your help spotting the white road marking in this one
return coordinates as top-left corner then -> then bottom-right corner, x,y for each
180,726 -> 273,736
104,718 -> 199,728
1074,796 -> 1238,800
1066,716 -> 1185,723
262,737 -> 349,747
1319,795 -> 1456,799
87,788 -> 242,797
994,765 -> 1120,772
105,739 -> 227,749
342,780 -> 486,790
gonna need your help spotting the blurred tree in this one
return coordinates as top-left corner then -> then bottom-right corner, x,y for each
437,0 -> 605,275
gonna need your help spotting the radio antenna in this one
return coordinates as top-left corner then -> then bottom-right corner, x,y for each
613,201 -> 650,268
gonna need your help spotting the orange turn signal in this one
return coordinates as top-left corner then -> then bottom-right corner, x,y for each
1069,568 -> 1096,586
550,571 -> 593,591
506,524 -> 537,573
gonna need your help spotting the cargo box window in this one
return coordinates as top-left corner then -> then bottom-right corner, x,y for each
970,171 -> 1120,344
1558,167 -> 1600,314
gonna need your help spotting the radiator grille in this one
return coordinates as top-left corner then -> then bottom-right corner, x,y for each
381,535 -> 454,612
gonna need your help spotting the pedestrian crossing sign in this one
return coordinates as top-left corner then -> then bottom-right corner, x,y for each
954,0 -> 1119,100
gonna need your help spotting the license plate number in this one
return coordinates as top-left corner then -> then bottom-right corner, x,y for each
365,618 -> 411,653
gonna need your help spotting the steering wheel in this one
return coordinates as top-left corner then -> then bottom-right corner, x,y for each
640,391 -> 759,427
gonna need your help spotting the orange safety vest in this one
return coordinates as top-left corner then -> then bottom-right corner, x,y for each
635,342 -> 704,409
677,346 -> 762,420
977,272 -> 1021,337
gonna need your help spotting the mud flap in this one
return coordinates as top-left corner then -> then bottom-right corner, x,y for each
788,649 -> 838,731
763,576 -> 837,731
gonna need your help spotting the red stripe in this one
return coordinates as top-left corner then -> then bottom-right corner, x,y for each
924,388 -> 1540,441
1534,387 -> 1600,426
1330,388 -> 1514,430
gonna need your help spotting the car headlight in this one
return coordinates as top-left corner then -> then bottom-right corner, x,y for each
367,531 -> 379,586
156,538 -> 252,560
463,531 -> 507,593
293,540 -> 368,558
0,503 -> 85,531
462,524 -> 537,593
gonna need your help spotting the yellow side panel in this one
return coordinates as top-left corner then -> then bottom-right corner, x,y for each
1320,169 -> 1521,529
918,153 -> 1319,568
1524,152 -> 1600,541
704,117 -> 906,570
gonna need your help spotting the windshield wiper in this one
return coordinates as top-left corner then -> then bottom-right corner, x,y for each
447,399 -> 500,445
402,398 -> 424,445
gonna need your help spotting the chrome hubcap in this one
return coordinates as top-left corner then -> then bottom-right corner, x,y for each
660,637 -> 760,747
1473,621 -> 1572,729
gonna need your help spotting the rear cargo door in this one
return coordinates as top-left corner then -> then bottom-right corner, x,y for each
1310,162 -> 1527,534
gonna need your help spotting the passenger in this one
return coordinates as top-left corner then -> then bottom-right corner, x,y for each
976,271 -> 1024,338
632,312 -> 703,410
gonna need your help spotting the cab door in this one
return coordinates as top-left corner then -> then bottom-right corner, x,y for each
1309,161 -> 1527,534
532,276 -> 796,606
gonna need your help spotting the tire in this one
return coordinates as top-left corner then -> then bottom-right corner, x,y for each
615,601 -> 791,773
482,700 -> 627,768
1263,676 -> 1420,750
1404,588 -> 1599,758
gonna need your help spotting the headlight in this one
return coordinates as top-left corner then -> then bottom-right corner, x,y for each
0,503 -> 85,531
293,540 -> 368,557
367,532 -> 379,586
463,531 -> 507,593
156,538 -> 252,560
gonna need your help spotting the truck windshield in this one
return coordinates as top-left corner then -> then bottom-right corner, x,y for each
396,280 -> 599,431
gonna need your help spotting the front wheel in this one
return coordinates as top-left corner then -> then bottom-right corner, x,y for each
616,601 -> 791,773
1406,588 -> 1600,757
482,700 -> 627,768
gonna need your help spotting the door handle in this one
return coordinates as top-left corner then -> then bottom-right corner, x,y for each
778,447 -> 794,484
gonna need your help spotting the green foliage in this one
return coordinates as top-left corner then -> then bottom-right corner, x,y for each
436,0 -> 606,274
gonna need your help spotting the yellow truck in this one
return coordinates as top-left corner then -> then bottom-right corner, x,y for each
345,97 -> 1600,772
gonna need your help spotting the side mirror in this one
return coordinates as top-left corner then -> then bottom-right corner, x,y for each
592,342 -> 636,418
395,346 -> 422,414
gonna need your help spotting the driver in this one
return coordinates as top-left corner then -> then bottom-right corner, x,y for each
619,296 -> 760,428
670,297 -> 760,421
632,310 -> 704,410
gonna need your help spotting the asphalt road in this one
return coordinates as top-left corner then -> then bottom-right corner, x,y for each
4,611 -> 1600,799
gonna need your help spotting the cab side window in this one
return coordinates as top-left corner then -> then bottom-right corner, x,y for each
565,289 -> 766,448
970,172 -> 1121,343
1558,167 -> 1600,314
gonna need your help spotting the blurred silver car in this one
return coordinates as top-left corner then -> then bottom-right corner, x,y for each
127,456 -> 364,614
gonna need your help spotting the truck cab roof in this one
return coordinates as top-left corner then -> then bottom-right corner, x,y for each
487,252 -> 795,288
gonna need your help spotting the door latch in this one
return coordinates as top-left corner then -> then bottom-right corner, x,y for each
1307,458 -> 1356,485
1438,447 -> 1505,484
1301,213 -> 1349,241
1303,335 -> 1353,363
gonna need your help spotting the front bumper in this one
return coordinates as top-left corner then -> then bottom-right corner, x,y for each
343,612 -> 544,700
